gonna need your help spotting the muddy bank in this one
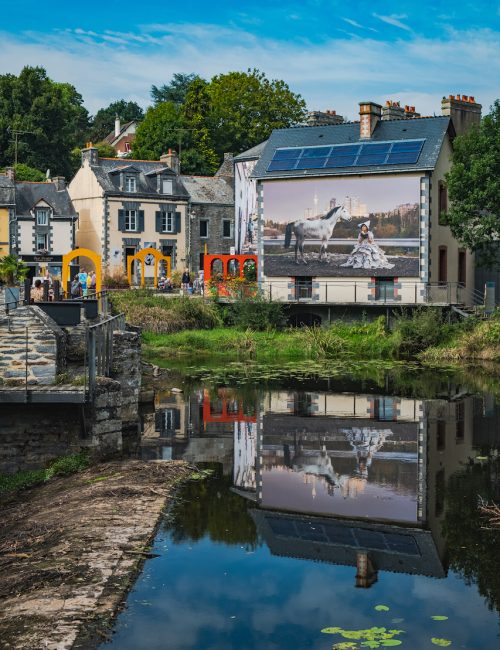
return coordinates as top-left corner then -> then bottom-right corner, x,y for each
0,460 -> 192,650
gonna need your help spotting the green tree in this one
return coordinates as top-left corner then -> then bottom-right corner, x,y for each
131,101 -> 184,161
0,66 -> 89,178
445,100 -> 500,269
0,254 -> 29,286
89,99 -> 144,143
0,164 -> 45,181
151,73 -> 199,106
181,78 -> 219,175
208,69 -> 306,156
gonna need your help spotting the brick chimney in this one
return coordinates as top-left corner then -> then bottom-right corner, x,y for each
5,167 -> 15,181
52,176 -> 66,191
404,105 -> 420,118
114,115 -> 121,138
359,101 -> 382,138
441,94 -> 482,136
381,100 -> 405,121
160,149 -> 180,174
306,110 -> 344,126
81,144 -> 99,166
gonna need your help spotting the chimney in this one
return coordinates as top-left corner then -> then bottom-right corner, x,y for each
441,94 -> 482,136
5,167 -> 15,181
81,144 -> 99,167
359,101 -> 382,138
160,149 -> 180,174
114,115 -> 121,138
52,176 -> 66,191
404,105 -> 420,118
215,152 -> 234,179
381,100 -> 405,121
306,110 -> 344,126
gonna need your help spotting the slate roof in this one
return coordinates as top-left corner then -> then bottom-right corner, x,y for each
92,158 -> 189,199
181,175 -> 234,205
234,140 -> 268,162
252,116 -> 451,179
0,176 -> 15,206
15,182 -> 77,217
104,120 -> 137,144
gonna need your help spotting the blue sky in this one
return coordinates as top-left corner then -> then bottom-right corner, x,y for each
1,1 -> 499,118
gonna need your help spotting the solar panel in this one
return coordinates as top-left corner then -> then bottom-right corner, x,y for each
267,140 -> 425,172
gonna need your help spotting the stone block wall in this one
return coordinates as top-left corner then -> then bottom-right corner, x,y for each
111,330 -> 141,429
84,377 -> 123,455
0,306 -> 65,386
190,203 -> 234,271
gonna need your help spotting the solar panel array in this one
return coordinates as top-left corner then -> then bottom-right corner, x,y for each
267,139 -> 425,172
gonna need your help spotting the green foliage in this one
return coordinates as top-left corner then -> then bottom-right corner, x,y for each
1,163 -> 45,181
109,290 -> 222,333
132,101 -> 183,162
393,308 -> 453,357
445,99 -> 500,269
151,73 -> 199,106
89,99 -> 144,142
321,624 -> 404,648
0,66 -> 89,177
224,296 -> 287,331
0,451 -> 89,494
0,254 -> 29,285
181,78 -> 219,174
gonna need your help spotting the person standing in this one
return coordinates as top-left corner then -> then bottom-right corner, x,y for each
78,269 -> 88,297
30,279 -> 44,303
181,269 -> 191,294
70,276 -> 81,298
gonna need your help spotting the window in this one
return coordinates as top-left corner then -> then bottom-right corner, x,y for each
199,253 -> 205,270
375,277 -> 395,301
162,179 -> 173,194
294,276 -> 312,300
161,211 -> 175,233
200,219 -> 209,238
458,250 -> 466,286
36,209 -> 48,226
125,209 -> 137,231
438,246 -> 447,284
125,142 -> 131,152
438,182 -> 448,224
36,233 -> 48,250
437,420 -> 446,450
373,397 -> 395,421
125,176 -> 136,192
222,220 -> 234,238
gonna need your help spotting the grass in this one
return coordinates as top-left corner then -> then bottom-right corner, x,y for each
0,451 -> 90,495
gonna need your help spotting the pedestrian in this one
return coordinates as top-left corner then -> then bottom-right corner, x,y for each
78,269 -> 88,297
30,279 -> 44,303
70,275 -> 81,298
90,270 -> 96,291
181,269 -> 190,294
86,273 -> 92,297
247,218 -> 254,245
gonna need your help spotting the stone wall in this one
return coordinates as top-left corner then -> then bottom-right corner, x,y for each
190,203 -> 234,271
111,330 -> 141,429
84,377 -> 123,455
0,306 -> 65,386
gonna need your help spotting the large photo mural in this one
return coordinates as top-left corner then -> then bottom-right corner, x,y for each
262,175 -> 421,277
235,159 -> 258,254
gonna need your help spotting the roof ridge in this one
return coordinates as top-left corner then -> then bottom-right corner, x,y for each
100,157 -> 166,163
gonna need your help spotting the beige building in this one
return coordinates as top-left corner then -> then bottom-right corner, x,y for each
69,147 -> 190,276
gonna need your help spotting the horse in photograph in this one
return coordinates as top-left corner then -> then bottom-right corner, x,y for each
284,205 -> 352,264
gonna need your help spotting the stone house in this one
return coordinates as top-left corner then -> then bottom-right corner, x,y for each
69,147 -> 190,276
9,175 -> 77,280
245,95 -> 483,320
104,116 -> 139,158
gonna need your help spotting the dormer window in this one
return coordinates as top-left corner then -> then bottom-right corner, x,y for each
36,208 -> 49,225
125,176 -> 137,192
162,178 -> 173,194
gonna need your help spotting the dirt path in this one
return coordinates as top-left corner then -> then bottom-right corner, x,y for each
0,460 -> 192,650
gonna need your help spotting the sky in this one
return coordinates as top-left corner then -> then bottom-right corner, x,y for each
0,1 -> 499,118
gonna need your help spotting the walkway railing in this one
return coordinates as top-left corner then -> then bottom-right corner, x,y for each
86,313 -> 126,398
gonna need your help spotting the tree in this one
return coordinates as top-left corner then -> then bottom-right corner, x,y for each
151,73 -> 199,106
0,254 -> 29,286
89,100 -> 144,143
12,164 -> 45,182
0,66 -> 90,178
208,69 -> 307,156
131,101 -> 184,161
181,78 -> 219,175
445,100 -> 500,269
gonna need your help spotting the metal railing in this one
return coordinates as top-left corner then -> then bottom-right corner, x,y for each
86,313 -> 126,397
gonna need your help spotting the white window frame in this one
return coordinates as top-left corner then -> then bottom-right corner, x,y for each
162,179 -> 173,194
125,176 -> 137,192
164,409 -> 175,430
125,209 -> 137,232
36,233 -> 48,250
161,211 -> 175,233
36,209 -> 49,226
222,219 -> 234,239
200,219 -> 209,238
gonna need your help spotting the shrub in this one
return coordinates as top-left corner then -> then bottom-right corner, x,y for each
103,267 -> 129,288
393,308 -> 451,357
226,295 -> 287,331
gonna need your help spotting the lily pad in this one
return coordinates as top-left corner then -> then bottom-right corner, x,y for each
321,627 -> 343,634
382,642 -> 402,647
431,616 -> 449,621
431,639 -> 452,647
375,605 -> 390,612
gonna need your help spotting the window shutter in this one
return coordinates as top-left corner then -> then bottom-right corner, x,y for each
155,211 -> 162,233
175,211 -> 181,234
174,408 -> 181,429
154,410 -> 163,432
138,210 -> 145,232
118,209 -> 125,232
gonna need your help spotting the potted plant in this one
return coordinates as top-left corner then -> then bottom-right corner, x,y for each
0,254 -> 29,309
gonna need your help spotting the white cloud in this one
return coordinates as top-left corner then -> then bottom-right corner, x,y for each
0,24 -> 497,122
373,13 -> 412,31
342,18 -> 364,29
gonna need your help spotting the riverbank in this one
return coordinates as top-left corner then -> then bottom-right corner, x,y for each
0,459 -> 192,650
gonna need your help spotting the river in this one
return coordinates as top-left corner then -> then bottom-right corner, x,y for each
100,367 -> 500,650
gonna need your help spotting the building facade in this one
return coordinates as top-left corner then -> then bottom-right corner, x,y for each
246,95 -> 481,315
0,174 -> 15,257
104,117 -> 139,158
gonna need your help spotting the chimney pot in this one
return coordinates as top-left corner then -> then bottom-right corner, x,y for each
470,96 -> 475,103
5,167 -> 15,181
114,115 -> 120,138
441,93 -> 482,135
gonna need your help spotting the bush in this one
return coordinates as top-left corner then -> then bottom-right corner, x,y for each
0,451 -> 89,494
225,296 -> 287,331
103,267 -> 129,288
393,308 -> 452,357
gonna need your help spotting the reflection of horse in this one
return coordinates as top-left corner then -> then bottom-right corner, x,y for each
284,205 -> 352,264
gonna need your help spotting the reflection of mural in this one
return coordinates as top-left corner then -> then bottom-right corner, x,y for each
263,175 -> 420,277
235,160 -> 258,254
233,421 -> 257,490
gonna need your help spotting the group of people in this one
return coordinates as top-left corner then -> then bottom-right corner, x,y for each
157,269 -> 204,295
70,269 -> 96,298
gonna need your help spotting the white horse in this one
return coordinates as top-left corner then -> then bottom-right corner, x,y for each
284,204 -> 352,264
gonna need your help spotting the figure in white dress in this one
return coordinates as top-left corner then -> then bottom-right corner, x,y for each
341,221 -> 394,270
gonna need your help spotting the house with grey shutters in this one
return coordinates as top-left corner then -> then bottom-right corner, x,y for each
69,147 -> 190,277
9,175 -> 77,281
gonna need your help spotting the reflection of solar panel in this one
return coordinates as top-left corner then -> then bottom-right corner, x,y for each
267,140 -> 425,172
